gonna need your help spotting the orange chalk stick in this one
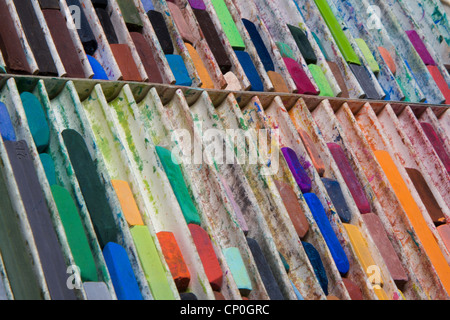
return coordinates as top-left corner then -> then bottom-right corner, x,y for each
111,180 -> 144,226
156,231 -> 191,292
185,43 -> 214,89
267,71 -> 289,93
297,129 -> 325,177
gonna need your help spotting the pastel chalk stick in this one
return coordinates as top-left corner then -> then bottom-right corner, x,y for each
0,102 -> 16,142
51,185 -> 99,282
116,0 -> 144,31
147,10 -> 174,55
130,226 -> 175,300
297,129 -> 325,177
188,224 -> 223,291
314,0 -> 360,65
426,65 -> 450,105
276,42 -> 295,60
156,231 -> 191,292
274,179 -> 309,238
102,242 -> 143,300
167,2 -> 197,45
210,0 -> 245,50
378,47 -> 396,75
234,50 -> 264,92
185,43 -> 214,89
342,278 -> 363,300
218,175 -> 249,235
405,30 -> 436,66
0,1 -> 31,74
5,140 -> 77,300
290,280 -> 303,300
43,9 -> 86,78
283,57 -> 319,95
327,143 -> 371,214
355,38 -> 380,74
83,282 -> 113,300
188,0 -> 206,10
321,178 -> 352,223
406,167 -> 445,225
140,0 -> 154,12
38,0 -> 60,9
91,0 -> 108,9
361,212 -> 408,284
246,237 -> 284,300
308,64 -> 334,97
242,19 -> 274,72
130,32 -> 164,84
287,24 -> 317,65
95,7 -> 119,44
437,224 -> 450,252
267,71 -> 289,93
62,129 -> 119,248
224,71 -> 242,91
420,122 -> 450,173
348,63 -> 381,100
109,44 -> 143,81
155,146 -> 201,225
303,192 -> 350,274
327,61 -> 349,98
194,8 -> 231,73
111,180 -> 144,227
66,0 -> 98,56
374,287 -> 389,300
87,55 -> 109,80
223,247 -> 252,296
40,153 -> 57,186
165,54 -> 193,86
213,291 -> 226,300
281,147 -> 312,193
20,92 -> 50,153
311,31 -> 329,61
302,242 -> 328,295
180,292 -> 198,300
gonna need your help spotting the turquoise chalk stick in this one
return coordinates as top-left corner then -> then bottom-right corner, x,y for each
303,193 -> 349,274
234,50 -> 264,92
103,242 -> 143,300
166,54 -> 192,86
302,241 -> 328,295
223,247 -> 252,296
87,55 -> 108,80
39,153 -> 57,186
20,92 -> 50,152
0,101 -> 15,141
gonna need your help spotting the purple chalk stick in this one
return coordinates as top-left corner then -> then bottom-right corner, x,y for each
282,147 -> 312,193
283,57 -> 319,95
188,0 -> 206,10
218,175 -> 249,235
406,30 -> 436,66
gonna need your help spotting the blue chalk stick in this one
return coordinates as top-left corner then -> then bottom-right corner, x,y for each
242,19 -> 274,72
303,193 -> 349,274
0,102 -> 16,141
87,55 -> 109,80
234,50 -> 264,92
40,153 -> 57,186
281,147 -> 312,193
166,54 -> 192,86
140,0 -> 154,12
103,242 -> 143,300
290,280 -> 303,300
321,178 -> 352,223
302,241 -> 328,295
223,247 -> 252,296
20,92 -> 50,152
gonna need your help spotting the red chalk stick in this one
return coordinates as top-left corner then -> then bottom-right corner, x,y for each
283,57 -> 319,95
420,122 -> 450,174
361,213 -> 408,284
427,65 -> 450,104
110,44 -> 142,81
342,278 -> 363,300
156,231 -> 190,292
327,143 -> 371,214
188,224 -> 223,291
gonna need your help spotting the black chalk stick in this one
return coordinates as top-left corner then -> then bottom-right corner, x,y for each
91,0 -> 108,9
66,0 -> 98,56
95,7 -> 119,44
147,10 -> 174,55
287,24 -> 317,65
348,63 -> 382,100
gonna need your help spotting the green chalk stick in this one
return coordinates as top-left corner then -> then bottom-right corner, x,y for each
313,0 -> 360,65
155,146 -> 202,226
311,31 -> 329,61
308,64 -> 334,97
130,225 -> 175,300
40,153 -> 57,186
355,38 -> 379,74
276,42 -> 296,60
116,0 -> 143,31
223,247 -> 252,296
51,185 -> 98,282
210,0 -> 245,50
20,92 -> 50,152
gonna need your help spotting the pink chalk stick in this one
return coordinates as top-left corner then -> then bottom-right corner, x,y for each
218,175 -> 249,235
283,57 -> 319,95
420,122 -> 450,174
405,30 -> 436,66
427,65 -> 450,104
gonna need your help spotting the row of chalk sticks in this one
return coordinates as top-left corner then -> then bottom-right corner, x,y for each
0,0 -> 450,106
0,72 -> 448,300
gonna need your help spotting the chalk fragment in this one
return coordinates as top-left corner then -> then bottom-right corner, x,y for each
281,147 -> 312,193
321,178 -> 352,223
223,247 -> 252,296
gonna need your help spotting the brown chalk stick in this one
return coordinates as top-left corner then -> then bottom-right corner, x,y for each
38,0 -> 60,9
130,32 -> 163,84
267,71 -> 289,93
327,61 -> 349,98
110,44 -> 142,81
